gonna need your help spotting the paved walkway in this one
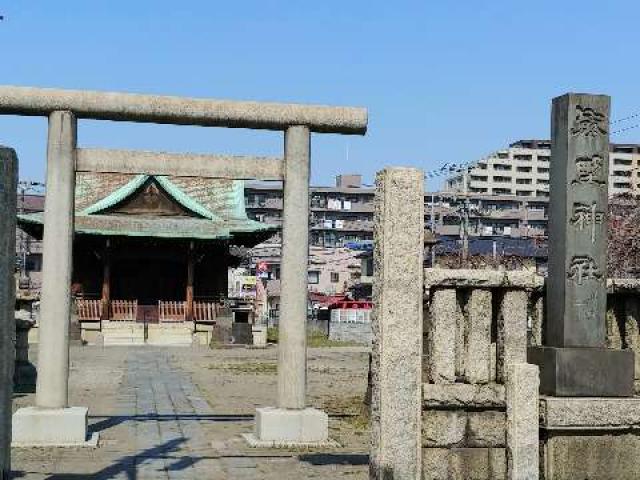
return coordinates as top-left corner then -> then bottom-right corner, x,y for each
108,349 -> 223,479
12,345 -> 369,479
59,350 -> 252,479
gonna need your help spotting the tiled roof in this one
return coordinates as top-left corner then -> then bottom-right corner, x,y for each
19,172 -> 277,241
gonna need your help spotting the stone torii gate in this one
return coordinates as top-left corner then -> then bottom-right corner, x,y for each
0,86 -> 367,449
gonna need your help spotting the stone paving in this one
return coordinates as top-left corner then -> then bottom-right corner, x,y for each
11,345 -> 369,479
112,350 -> 223,479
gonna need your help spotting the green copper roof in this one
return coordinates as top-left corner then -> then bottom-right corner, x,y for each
19,172 -> 277,242
80,174 -> 219,220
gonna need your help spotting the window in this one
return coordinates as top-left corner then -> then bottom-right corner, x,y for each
516,190 -> 533,197
471,175 -> 488,182
537,155 -> 550,162
330,272 -> 340,283
613,158 -> 632,166
528,204 -> 545,211
493,188 -> 512,195
493,164 -> 512,171
514,154 -> 532,161
537,167 -> 550,174
537,179 -> 549,185
613,170 -> 632,177
493,176 -> 512,183
516,166 -> 532,173
247,193 -> 266,207
516,178 -> 532,185
614,146 -> 634,154
613,182 -> 631,189
497,152 -> 509,159
478,163 -> 488,170
308,271 -> 320,284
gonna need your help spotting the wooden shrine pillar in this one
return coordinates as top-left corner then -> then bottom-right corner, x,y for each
186,241 -> 194,321
100,238 -> 111,320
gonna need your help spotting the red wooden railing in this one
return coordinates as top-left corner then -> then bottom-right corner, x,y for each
75,299 -> 102,321
159,301 -> 186,323
194,301 -> 217,323
111,300 -> 138,321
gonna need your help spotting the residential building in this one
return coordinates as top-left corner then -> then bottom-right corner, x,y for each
245,174 -> 375,248
445,139 -> 640,197
425,191 -> 548,239
247,173 -> 552,246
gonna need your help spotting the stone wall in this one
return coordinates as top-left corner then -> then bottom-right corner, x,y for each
420,269 -> 640,479
328,321 -> 372,344
422,270 -> 539,480
424,269 -> 640,385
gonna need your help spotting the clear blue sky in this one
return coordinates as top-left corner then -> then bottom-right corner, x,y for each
1,1 -> 639,189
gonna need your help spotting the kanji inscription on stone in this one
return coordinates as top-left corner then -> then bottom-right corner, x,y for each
570,105 -> 608,137
567,255 -> 603,285
572,155 -> 606,186
547,94 -> 610,347
570,202 -> 605,243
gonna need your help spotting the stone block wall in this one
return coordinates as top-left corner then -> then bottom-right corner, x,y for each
422,270 -> 538,479
420,270 -> 640,480
328,321 -> 372,344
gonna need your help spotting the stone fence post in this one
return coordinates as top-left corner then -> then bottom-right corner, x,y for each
0,146 -> 18,479
370,167 -> 424,480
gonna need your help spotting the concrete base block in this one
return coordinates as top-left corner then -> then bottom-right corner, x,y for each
528,346 -> 634,396
102,323 -> 145,346
245,407 -> 331,446
146,324 -> 193,346
12,406 -> 95,446
543,433 -> 640,480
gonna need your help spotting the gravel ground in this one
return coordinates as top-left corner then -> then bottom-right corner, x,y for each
10,343 -> 370,479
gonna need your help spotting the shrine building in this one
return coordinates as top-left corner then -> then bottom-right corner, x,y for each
18,171 -> 275,333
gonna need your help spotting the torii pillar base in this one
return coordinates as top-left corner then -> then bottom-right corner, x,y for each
12,406 -> 96,447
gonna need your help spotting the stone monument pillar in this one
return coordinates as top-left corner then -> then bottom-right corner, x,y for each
529,93 -> 634,396
12,111 -> 91,446
0,147 -> 17,480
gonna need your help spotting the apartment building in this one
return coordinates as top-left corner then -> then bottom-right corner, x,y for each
445,139 -> 640,197
245,174 -> 375,248
246,173 -> 552,245
426,191 -> 548,238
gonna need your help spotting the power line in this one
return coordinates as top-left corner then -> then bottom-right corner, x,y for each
611,112 -> 640,125
611,123 -> 640,136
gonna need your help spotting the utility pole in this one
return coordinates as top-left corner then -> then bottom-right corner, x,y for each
461,167 -> 470,261
430,190 -> 436,266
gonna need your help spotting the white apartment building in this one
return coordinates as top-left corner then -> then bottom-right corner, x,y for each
445,140 -> 640,197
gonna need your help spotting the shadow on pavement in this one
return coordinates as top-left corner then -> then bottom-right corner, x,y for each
12,437 -> 197,480
89,413 -> 253,434
299,453 -> 369,466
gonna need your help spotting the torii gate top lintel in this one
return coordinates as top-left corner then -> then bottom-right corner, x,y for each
0,85 -> 368,135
